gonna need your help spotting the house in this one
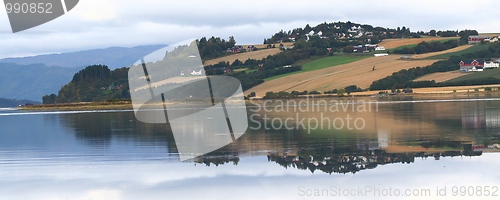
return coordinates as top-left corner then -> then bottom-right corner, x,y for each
247,45 -> 256,51
227,45 -> 243,53
460,60 -> 484,72
375,46 -> 386,51
468,36 -> 490,44
353,45 -> 369,53
190,69 -> 203,75
484,60 -> 500,69
223,67 -> 232,74
489,37 -> 499,43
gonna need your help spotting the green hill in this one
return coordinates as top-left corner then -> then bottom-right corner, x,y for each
44,65 -> 130,104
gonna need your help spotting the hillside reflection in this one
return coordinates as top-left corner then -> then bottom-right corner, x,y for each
56,96 -> 500,171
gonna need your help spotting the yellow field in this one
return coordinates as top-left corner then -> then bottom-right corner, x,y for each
246,55 -> 438,97
410,44 -> 472,59
352,84 -> 500,95
414,71 -> 466,82
203,48 -> 282,66
203,42 -> 293,66
379,37 -> 459,49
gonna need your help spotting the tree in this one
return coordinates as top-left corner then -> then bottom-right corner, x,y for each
337,88 -> 346,97
343,45 -> 354,53
42,94 -> 57,104
429,29 -> 436,36
228,36 -> 236,48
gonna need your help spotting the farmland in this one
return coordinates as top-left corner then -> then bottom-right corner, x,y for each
414,71 -> 466,82
203,48 -> 282,66
447,68 -> 500,83
246,44 -> 473,97
378,37 -> 459,49
247,55 -> 438,97
264,55 -> 368,81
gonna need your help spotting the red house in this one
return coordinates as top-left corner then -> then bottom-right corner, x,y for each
460,60 -> 484,72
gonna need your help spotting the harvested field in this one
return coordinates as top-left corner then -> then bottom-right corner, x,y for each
414,71 -> 466,82
352,84 -> 500,96
247,55 -> 438,97
410,45 -> 472,59
380,37 -> 459,49
203,48 -> 282,66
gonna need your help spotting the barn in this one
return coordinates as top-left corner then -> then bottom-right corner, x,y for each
468,36 -> 490,44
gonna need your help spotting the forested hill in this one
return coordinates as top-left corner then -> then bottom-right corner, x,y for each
0,98 -> 39,107
43,65 -> 129,103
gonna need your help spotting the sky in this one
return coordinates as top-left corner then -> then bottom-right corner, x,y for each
1,0 -> 500,58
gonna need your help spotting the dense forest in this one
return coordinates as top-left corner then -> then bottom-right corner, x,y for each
43,65 -> 130,103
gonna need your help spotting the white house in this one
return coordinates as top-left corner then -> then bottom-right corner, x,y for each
484,61 -> 500,69
375,46 -> 386,51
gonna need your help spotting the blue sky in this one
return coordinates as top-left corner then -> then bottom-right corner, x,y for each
1,0 -> 500,58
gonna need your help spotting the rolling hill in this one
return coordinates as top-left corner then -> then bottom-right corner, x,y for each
246,44 -> 472,97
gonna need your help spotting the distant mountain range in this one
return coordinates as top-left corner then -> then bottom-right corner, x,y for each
0,45 -> 166,101
0,44 -> 165,69
0,63 -> 81,101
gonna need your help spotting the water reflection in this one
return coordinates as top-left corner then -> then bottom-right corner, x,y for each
1,96 -> 500,199
52,96 -> 500,166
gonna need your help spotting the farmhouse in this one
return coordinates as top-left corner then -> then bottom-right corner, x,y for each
468,35 -> 490,44
484,60 -> 500,69
459,60 -> 484,72
491,37 -> 499,43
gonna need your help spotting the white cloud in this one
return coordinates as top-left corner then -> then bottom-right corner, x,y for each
0,0 -> 499,58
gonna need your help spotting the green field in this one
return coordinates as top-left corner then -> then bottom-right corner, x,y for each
426,44 -> 492,59
447,68 -> 500,82
264,55 -> 368,81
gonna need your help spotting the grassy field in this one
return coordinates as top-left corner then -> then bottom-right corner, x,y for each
264,55 -> 368,81
447,68 -> 500,82
426,44 -> 491,59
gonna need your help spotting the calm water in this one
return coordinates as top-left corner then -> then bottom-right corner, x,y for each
1,95 -> 500,200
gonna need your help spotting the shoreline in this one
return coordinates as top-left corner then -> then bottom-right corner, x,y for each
18,101 -> 133,111
18,85 -> 500,111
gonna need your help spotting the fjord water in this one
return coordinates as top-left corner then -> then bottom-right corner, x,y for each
0,95 -> 499,200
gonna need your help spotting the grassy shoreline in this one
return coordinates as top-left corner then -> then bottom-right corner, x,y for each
19,101 -> 133,111
18,84 -> 500,111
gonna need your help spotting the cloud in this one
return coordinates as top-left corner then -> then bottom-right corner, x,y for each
0,0 -> 499,58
